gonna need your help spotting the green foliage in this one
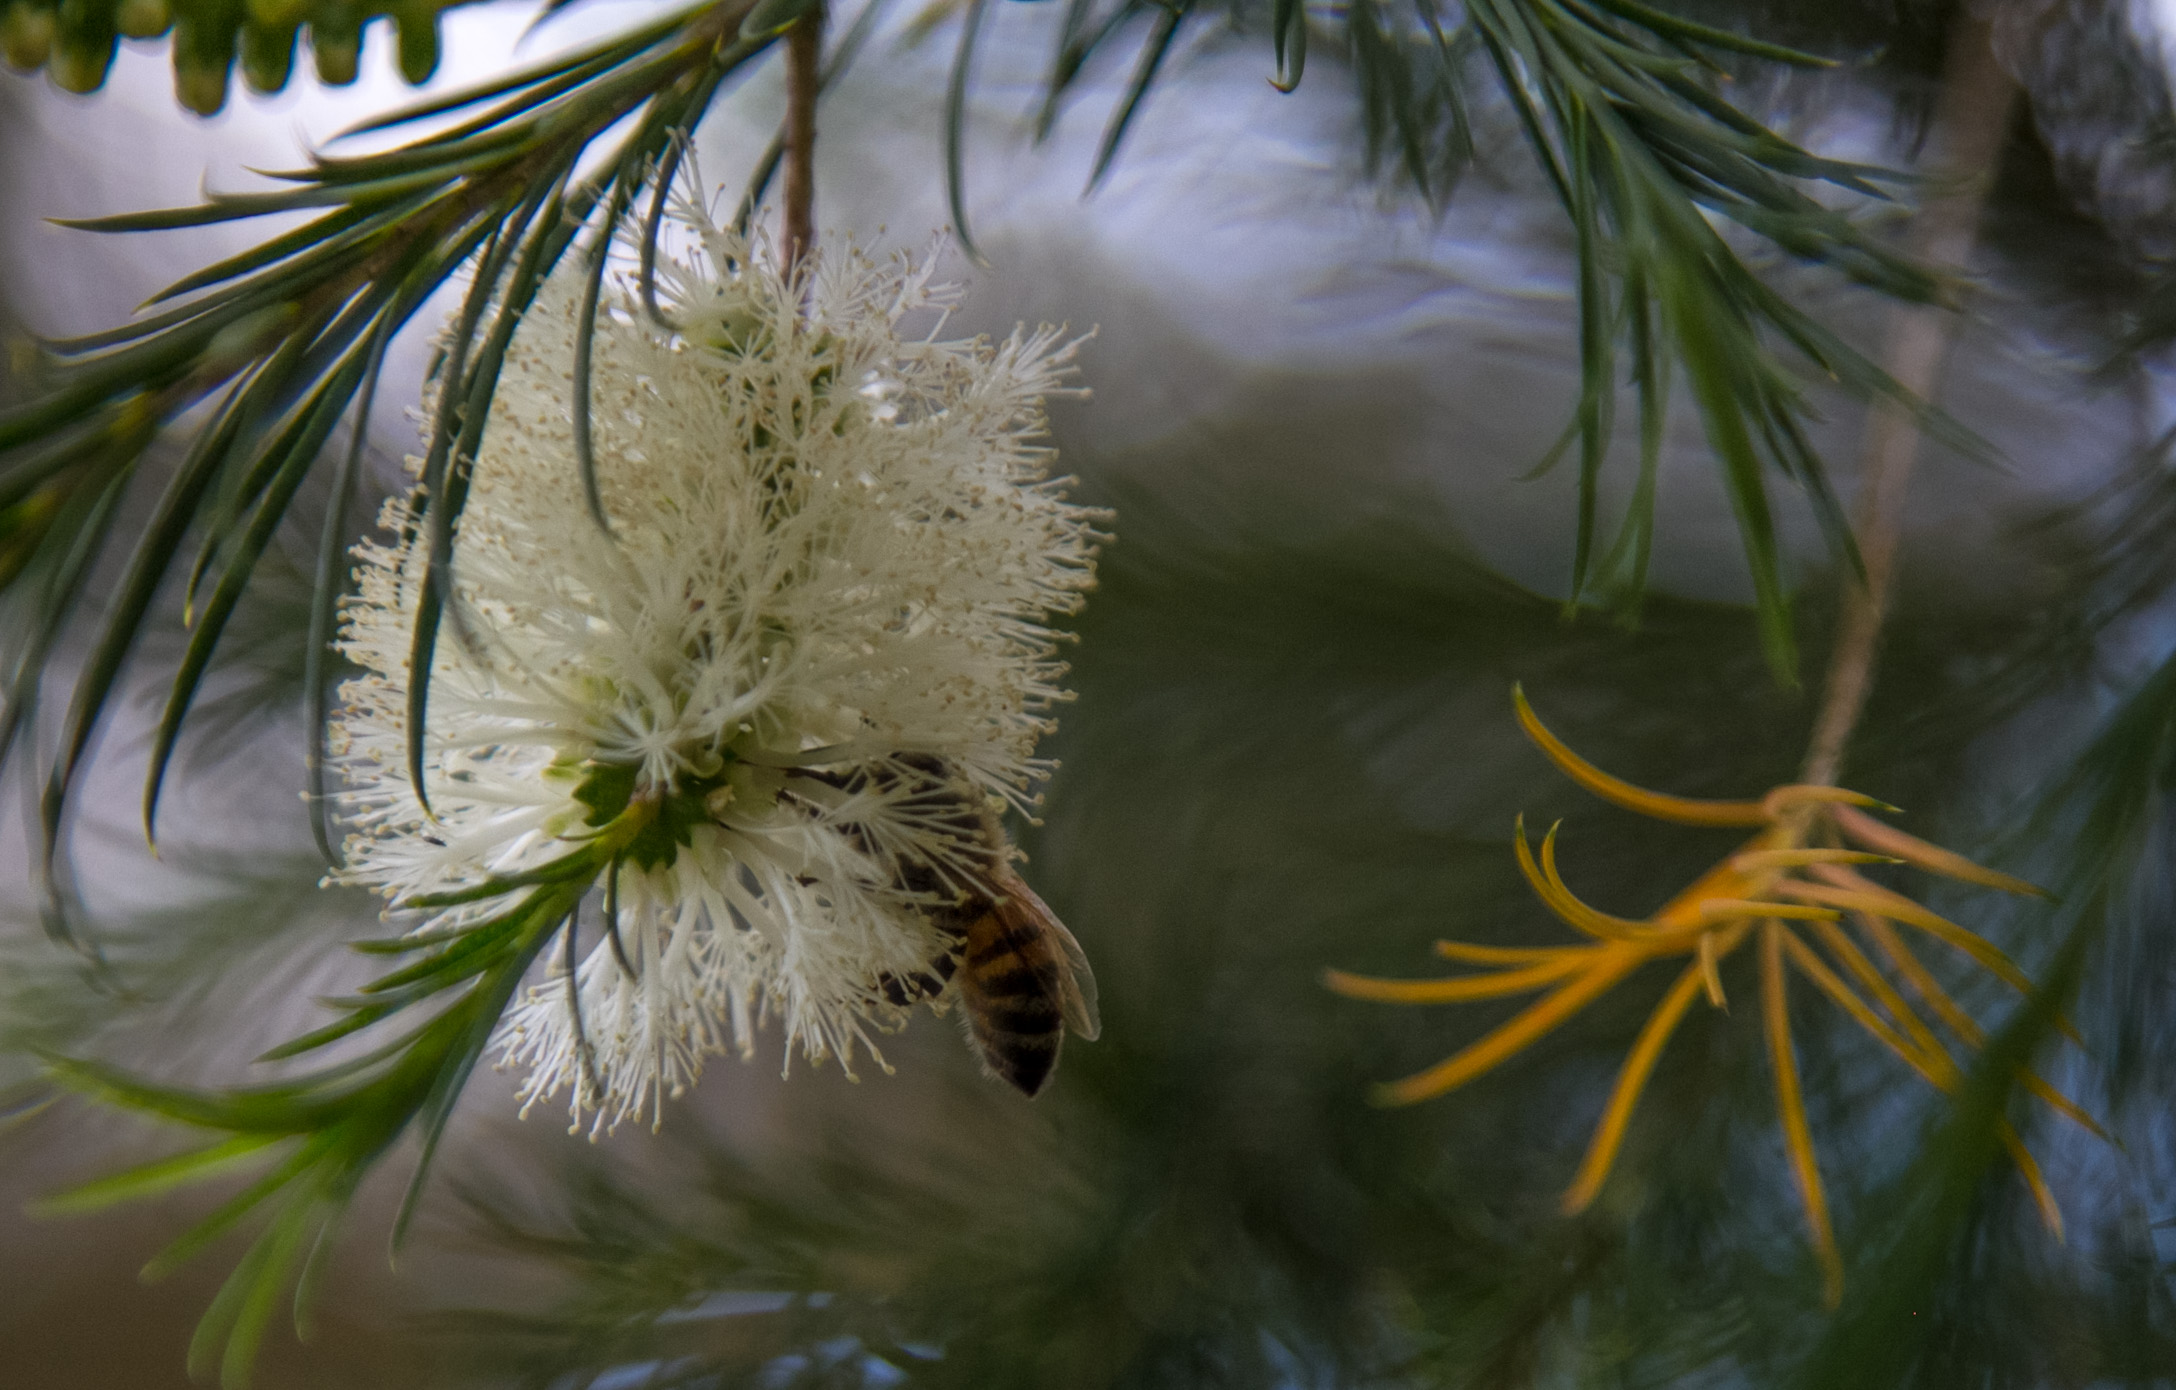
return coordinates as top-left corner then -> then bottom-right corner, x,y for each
0,0 -> 476,111
1460,0 -> 1967,680
1790,625 -> 2176,1387
0,850 -> 350,1096
10,3 -> 2163,1383
0,0 -> 1958,930
41,795 -> 653,1384
1,0 -> 772,943
413,489 -> 2174,1388
960,0 -> 1976,681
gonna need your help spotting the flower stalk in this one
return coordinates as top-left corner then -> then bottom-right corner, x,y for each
1801,16 -> 2017,786
781,0 -> 824,278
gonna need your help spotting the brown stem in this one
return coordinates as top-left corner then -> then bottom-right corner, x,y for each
1799,17 -> 2017,787
781,0 -> 824,279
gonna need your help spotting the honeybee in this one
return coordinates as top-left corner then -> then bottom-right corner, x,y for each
931,855 -> 1100,1097
789,753 -> 1100,1096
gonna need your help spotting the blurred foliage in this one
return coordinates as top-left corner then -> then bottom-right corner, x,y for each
1,854 -> 349,1088
1,0 -> 771,942
0,538 -> 345,1086
12,1 -> 2176,1386
15,323 -> 2176,1390
956,0 -> 1968,679
383,475 -> 2176,1388
0,0 -> 476,112
0,0 -> 1981,917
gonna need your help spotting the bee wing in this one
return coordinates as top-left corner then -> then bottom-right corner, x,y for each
1044,915 -> 1101,1042
992,870 -> 1101,1042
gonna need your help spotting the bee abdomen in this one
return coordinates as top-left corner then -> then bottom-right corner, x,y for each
959,915 -> 1065,1096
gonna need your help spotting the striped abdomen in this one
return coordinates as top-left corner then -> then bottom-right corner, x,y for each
788,753 -> 1098,1096
956,899 -> 1068,1096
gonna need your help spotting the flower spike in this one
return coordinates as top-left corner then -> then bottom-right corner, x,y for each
1332,686 -> 2091,1302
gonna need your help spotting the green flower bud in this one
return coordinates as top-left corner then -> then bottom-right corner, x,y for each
739,0 -> 815,40
392,2 -> 435,84
242,0 -> 301,27
173,40 -> 234,112
307,9 -> 356,85
175,55 -> 229,114
47,32 -> 115,91
239,18 -> 293,93
49,0 -> 115,92
1,4 -> 55,71
171,9 -> 238,113
113,0 -> 168,39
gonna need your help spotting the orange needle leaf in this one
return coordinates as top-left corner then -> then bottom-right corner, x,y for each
1332,686 -> 2089,1294
2018,1073 -> 2105,1140
1513,686 -> 1770,827
1516,818 -> 1680,944
1785,872 -> 2038,998
1731,849 -> 1897,873
1780,930 -> 1953,1088
1698,930 -> 1727,1007
1697,900 -> 1841,925
1806,916 -> 1953,1075
1831,805 -> 2046,897
1821,915 -> 2103,1140
1997,1123 -> 2064,1239
1852,910 -> 1986,1047
1763,922 -> 1842,1306
1563,940 -> 1740,1214
1807,871 -> 2079,1044
1434,940 -> 1578,965
1323,957 -> 1586,1004
1374,947 -> 1648,1106
1759,785 -> 1898,818
1785,932 -> 2073,1235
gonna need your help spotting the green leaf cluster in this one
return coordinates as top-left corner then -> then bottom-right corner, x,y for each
0,2 -> 2093,1381
0,0 -> 1965,922
0,0 -> 474,112
39,787 -> 662,1385
1,0 -> 776,924
414,487 -> 2176,1389
949,0 -> 1979,679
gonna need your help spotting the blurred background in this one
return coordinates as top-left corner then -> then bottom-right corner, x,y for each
6,0 -> 2176,1385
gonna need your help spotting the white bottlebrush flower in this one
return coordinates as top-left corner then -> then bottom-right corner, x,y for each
329,212 -> 1102,1135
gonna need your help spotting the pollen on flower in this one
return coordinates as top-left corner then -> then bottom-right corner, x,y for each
330,209 -> 1104,1136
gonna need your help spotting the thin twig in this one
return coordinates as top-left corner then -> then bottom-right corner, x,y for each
782,0 -> 825,278
1801,17 -> 2017,786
